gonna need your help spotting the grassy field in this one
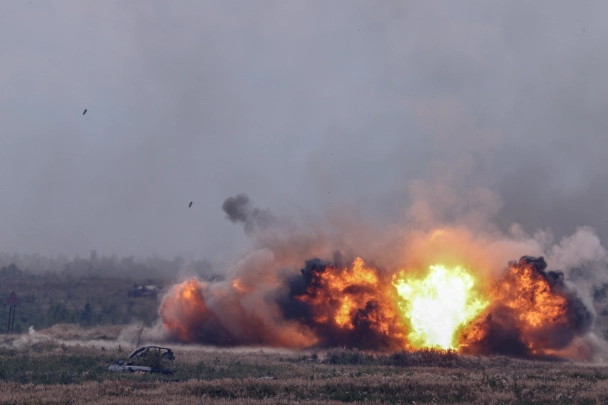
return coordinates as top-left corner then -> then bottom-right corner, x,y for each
0,264 -> 168,333
1,330 -> 608,404
3,264 -> 608,404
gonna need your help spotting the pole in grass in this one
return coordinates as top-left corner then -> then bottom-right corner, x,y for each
5,291 -> 20,334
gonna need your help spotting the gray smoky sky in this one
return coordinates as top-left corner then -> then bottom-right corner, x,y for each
1,1 -> 608,260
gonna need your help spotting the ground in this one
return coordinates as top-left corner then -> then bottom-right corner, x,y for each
1,327 -> 607,404
2,268 -> 608,404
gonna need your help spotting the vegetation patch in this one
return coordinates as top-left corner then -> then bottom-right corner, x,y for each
1,343 -> 608,403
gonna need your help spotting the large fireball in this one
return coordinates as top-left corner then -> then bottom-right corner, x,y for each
393,265 -> 489,350
159,252 -> 592,358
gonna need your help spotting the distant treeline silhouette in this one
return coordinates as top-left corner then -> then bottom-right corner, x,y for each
0,251 -> 220,280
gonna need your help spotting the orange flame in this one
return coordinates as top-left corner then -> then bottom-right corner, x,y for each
494,261 -> 568,329
159,250 -> 588,356
295,258 -> 402,339
159,278 -> 208,342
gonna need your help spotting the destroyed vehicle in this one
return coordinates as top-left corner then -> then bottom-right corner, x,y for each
128,284 -> 159,298
128,346 -> 175,361
107,346 -> 175,375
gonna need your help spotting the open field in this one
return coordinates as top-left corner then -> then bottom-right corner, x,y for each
1,331 -> 608,404
3,266 -> 608,403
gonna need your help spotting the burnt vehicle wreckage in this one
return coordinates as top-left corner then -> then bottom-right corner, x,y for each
108,346 -> 175,374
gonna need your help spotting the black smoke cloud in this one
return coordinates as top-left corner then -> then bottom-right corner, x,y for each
222,194 -> 277,234
222,194 -> 250,223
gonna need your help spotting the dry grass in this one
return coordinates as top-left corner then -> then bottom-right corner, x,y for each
36,324 -> 126,341
1,338 -> 608,404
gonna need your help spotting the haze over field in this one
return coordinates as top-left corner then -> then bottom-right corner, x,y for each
1,1 -> 607,280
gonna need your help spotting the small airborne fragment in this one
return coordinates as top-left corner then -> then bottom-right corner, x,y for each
83,109 -> 87,115
189,202 -> 193,208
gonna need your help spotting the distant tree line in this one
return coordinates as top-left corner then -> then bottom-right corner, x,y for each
0,251 -> 220,280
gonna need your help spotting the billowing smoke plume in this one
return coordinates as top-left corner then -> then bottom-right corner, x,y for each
159,195 -> 607,360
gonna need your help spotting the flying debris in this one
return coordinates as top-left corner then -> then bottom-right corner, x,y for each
83,109 -> 87,115
189,202 -> 193,208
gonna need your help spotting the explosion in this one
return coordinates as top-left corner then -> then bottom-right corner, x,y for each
160,253 -> 592,358
393,265 -> 489,350
159,278 -> 209,343
295,257 -> 381,329
277,257 -> 407,351
460,256 -> 593,357
157,193 -> 597,360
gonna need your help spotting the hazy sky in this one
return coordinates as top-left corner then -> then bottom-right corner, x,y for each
1,1 -> 607,260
